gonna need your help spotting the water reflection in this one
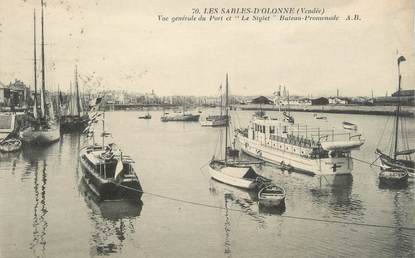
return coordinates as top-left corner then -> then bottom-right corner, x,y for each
78,177 -> 143,256
309,175 -> 365,220
29,159 -> 48,258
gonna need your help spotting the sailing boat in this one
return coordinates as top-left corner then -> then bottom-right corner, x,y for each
375,55 -> 414,182
208,74 -> 270,189
20,3 -> 60,145
283,91 -> 295,124
61,66 -> 89,132
200,84 -> 228,127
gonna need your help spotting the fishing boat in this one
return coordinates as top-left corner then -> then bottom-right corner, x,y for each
374,56 -> 414,179
200,85 -> 228,127
314,114 -> 327,120
80,98 -> 143,200
60,66 -> 89,132
207,74 -> 270,189
342,121 -> 357,130
20,3 -> 60,145
235,113 -> 365,177
160,106 -> 200,122
138,110 -> 151,119
258,184 -> 285,208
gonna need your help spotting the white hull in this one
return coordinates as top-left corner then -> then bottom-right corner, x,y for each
237,135 -> 353,176
200,119 -> 227,127
258,197 -> 284,207
208,164 -> 258,189
20,125 -> 60,145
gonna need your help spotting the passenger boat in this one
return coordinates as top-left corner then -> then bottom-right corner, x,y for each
235,114 -> 365,177
60,66 -> 89,132
258,184 -> 285,208
207,74 -> 270,189
200,85 -> 228,127
20,4 -> 60,145
342,121 -> 357,130
374,56 -> 414,179
80,99 -> 143,201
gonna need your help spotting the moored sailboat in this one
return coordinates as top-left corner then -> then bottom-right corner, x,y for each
207,74 -> 270,189
375,55 -> 414,181
200,84 -> 228,127
20,3 -> 60,145
60,66 -> 89,132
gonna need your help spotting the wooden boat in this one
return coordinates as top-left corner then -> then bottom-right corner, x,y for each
0,138 -> 22,152
379,168 -> 409,184
161,113 -> 200,122
208,160 -> 267,189
0,113 -> 22,152
80,100 -> 143,201
61,66 -> 89,132
374,56 -> 414,180
138,112 -> 151,119
258,184 -> 286,208
21,4 -> 60,145
208,74 -> 270,189
200,85 -> 228,127
200,115 -> 228,127
342,121 -> 357,130
314,114 -> 327,120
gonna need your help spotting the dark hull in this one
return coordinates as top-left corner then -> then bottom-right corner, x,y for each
80,159 -> 143,201
61,116 -> 88,133
161,114 -> 200,122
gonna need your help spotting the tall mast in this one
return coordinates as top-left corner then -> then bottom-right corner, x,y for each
287,90 -> 290,115
220,84 -> 223,117
40,0 -> 46,118
33,9 -> 38,118
75,65 -> 81,117
224,73 -> 229,164
394,56 -> 405,159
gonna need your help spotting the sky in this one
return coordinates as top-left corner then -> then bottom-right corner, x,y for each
0,0 -> 414,97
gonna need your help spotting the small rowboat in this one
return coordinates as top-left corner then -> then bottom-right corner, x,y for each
313,114 -> 327,120
138,114 -> 151,119
342,121 -> 357,130
0,138 -> 22,152
379,168 -> 409,184
258,184 -> 285,208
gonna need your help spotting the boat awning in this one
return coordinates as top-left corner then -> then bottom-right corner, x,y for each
222,166 -> 257,179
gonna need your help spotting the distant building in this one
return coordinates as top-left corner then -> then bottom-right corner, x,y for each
328,97 -> 350,105
311,97 -> 329,105
391,89 -> 414,97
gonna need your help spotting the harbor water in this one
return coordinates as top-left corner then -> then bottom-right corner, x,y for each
0,110 -> 414,258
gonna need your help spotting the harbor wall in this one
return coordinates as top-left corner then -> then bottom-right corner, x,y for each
231,104 -> 415,117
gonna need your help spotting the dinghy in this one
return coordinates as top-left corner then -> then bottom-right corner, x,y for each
258,184 -> 286,208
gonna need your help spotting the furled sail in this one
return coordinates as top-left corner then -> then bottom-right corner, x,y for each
396,149 -> 415,156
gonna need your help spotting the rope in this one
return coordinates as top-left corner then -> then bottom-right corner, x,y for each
110,181 -> 415,231
352,156 -> 382,168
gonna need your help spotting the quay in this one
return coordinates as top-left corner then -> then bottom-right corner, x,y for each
231,104 -> 415,117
